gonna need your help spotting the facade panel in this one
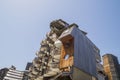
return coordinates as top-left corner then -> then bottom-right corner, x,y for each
71,27 -> 97,77
59,26 -> 97,77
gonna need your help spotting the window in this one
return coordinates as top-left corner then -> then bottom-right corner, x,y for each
64,54 -> 70,60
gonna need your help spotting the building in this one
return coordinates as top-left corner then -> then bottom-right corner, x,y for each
102,54 -> 120,80
0,68 -> 9,80
97,63 -> 107,80
25,62 -> 32,71
3,66 -> 24,80
22,62 -> 32,80
28,19 -> 108,80
58,24 -> 99,80
3,69 -> 24,80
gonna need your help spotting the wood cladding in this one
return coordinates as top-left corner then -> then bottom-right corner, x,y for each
59,36 -> 74,71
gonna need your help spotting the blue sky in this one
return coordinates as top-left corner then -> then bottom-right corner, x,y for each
0,0 -> 120,70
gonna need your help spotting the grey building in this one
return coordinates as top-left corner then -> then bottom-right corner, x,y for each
0,68 -> 9,80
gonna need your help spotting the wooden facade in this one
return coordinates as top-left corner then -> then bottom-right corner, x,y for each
59,35 -> 74,71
